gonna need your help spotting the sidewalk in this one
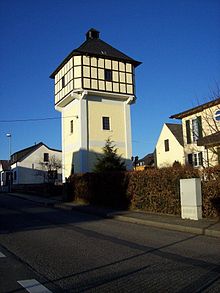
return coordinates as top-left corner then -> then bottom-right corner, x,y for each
7,192 -> 220,238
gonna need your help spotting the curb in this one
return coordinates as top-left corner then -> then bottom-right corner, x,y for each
6,194 -> 220,238
55,203 -> 220,238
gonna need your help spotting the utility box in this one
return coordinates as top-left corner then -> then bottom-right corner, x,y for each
180,178 -> 202,220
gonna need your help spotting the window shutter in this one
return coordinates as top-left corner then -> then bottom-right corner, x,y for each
197,116 -> 203,138
218,148 -> 220,165
186,120 -> 191,144
188,153 -> 193,165
198,152 -> 203,166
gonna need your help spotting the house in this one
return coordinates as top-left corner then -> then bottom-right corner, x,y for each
0,160 -> 10,192
155,123 -> 184,168
50,28 -> 141,179
135,153 -> 155,170
10,142 -> 62,185
170,98 -> 220,167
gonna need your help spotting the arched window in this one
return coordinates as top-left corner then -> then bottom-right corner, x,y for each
214,110 -> 220,121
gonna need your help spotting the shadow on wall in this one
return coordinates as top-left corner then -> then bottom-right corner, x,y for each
70,148 -> 133,174
11,166 -> 62,185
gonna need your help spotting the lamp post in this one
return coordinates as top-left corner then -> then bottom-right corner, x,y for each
6,133 -> 12,192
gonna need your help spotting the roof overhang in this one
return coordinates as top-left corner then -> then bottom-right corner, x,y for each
197,132 -> 220,148
170,98 -> 220,120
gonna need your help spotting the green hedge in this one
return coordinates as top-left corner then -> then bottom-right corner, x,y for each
66,166 -> 220,218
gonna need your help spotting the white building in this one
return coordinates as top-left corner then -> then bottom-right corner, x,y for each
170,98 -> 220,167
0,160 -> 10,192
50,28 -> 141,179
155,123 -> 185,168
10,142 -> 62,185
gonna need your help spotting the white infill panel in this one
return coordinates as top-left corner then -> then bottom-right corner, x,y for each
180,178 -> 202,220
17,279 -> 52,293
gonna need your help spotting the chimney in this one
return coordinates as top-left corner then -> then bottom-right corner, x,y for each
86,28 -> 100,40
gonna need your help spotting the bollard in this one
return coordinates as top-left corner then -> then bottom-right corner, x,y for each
180,178 -> 202,220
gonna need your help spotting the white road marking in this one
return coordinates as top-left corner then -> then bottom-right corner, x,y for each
17,279 -> 52,293
0,251 -> 6,257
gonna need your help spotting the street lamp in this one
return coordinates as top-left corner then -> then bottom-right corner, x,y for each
6,133 -> 12,160
6,133 -> 12,192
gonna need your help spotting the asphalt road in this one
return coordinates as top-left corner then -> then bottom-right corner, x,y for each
0,193 -> 220,293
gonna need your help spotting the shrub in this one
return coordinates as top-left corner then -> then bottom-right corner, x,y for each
66,165 -> 220,218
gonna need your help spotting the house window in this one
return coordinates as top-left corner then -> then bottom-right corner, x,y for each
70,120 -> 73,134
13,171 -> 17,181
102,116 -> 110,130
214,110 -> 220,121
104,69 -> 112,81
62,76 -> 65,88
186,120 -> 191,144
32,163 -> 34,169
164,139 -> 169,152
217,148 -> 220,165
44,153 -> 49,162
188,152 -> 203,167
192,116 -> 202,142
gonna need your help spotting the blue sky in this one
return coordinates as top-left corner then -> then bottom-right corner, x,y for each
0,0 -> 219,160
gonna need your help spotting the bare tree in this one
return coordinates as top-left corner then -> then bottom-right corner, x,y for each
39,155 -> 62,183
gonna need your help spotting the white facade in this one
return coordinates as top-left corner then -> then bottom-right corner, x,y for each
11,144 -> 62,185
156,123 -> 185,168
51,29 -> 141,179
171,99 -> 220,167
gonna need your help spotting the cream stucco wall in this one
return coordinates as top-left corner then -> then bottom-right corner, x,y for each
156,124 -> 185,168
54,51 -> 137,179
58,92 -> 133,179
182,104 -> 220,167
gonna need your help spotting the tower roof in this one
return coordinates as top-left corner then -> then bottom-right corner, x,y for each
50,28 -> 141,78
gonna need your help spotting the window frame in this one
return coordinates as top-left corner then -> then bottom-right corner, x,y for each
164,139 -> 169,152
102,116 -> 111,131
44,153 -> 49,162
214,110 -> 220,122
70,120 -> 73,134
61,76 -> 65,88
188,152 -> 203,167
104,69 -> 112,81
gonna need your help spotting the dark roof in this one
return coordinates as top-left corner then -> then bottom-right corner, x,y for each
0,160 -> 10,171
197,132 -> 220,147
170,98 -> 220,120
165,123 -> 184,146
50,28 -> 141,78
137,153 -> 154,166
11,142 -> 61,164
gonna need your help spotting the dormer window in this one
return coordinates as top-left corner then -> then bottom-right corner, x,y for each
104,69 -> 112,81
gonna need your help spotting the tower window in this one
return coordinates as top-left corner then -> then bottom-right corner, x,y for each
104,69 -> 112,81
70,120 -> 73,134
102,117 -> 110,130
164,139 -> 169,152
62,76 -> 65,88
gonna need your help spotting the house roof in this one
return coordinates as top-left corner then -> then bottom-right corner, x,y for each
0,160 -> 10,171
170,98 -> 220,120
50,28 -> 141,78
137,153 -> 154,166
10,142 -> 61,164
197,131 -> 220,147
165,123 -> 184,146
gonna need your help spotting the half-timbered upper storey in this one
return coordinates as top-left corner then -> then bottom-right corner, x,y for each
50,28 -> 141,106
